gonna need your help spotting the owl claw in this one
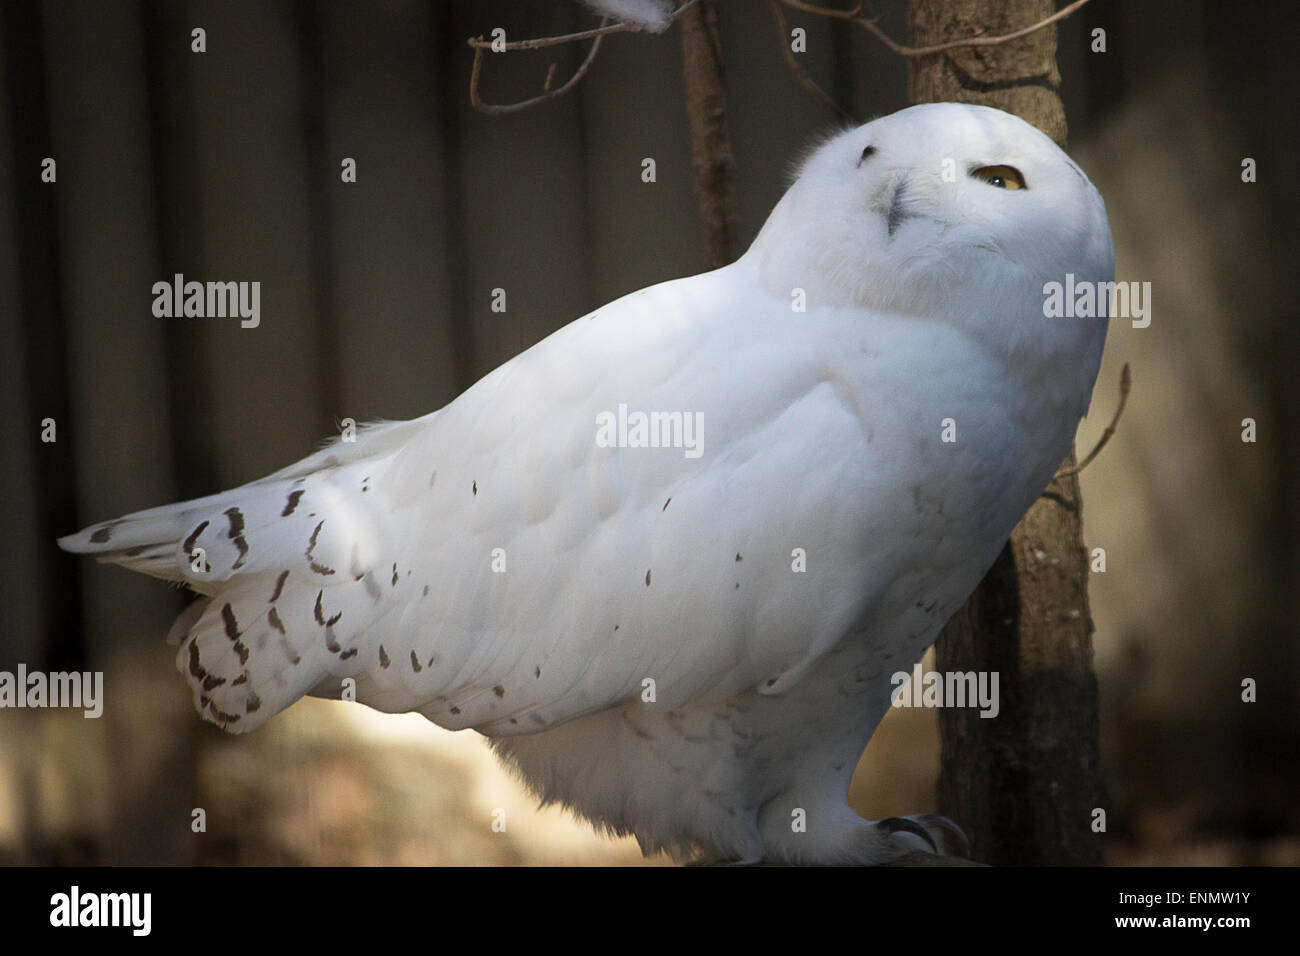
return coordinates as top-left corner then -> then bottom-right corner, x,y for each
877,816 -> 939,853
877,814 -> 971,858
906,814 -> 971,858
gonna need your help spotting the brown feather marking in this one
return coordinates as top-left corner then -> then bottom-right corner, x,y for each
207,701 -> 241,725
89,520 -> 122,544
188,642 -> 207,679
182,520 -> 209,555
306,521 -> 336,576
269,569 -> 289,603
222,603 -> 240,640
313,590 -> 341,628
225,507 -> 249,569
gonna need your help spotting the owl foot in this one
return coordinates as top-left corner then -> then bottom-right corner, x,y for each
877,814 -> 971,858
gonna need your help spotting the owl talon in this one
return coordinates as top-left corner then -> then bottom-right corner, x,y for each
883,816 -> 977,858
905,814 -> 971,858
878,814 -> 971,857
877,816 -> 939,853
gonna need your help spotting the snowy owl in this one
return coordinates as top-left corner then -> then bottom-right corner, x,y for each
61,102 -> 1112,864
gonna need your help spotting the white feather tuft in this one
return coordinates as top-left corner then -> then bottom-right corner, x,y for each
578,0 -> 674,32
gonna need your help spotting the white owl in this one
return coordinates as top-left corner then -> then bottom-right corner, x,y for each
61,103 -> 1112,864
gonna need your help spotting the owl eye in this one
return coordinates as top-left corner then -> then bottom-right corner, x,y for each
970,164 -> 1026,190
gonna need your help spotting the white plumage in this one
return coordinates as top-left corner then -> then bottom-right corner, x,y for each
578,0 -> 674,32
61,103 -> 1112,863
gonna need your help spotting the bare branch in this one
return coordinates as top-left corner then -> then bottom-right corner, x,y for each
469,30 -> 606,115
780,0 -> 1094,57
1054,362 -> 1131,480
780,1 -> 864,22
768,0 -> 855,122
467,0 -> 703,115
467,17 -> 649,53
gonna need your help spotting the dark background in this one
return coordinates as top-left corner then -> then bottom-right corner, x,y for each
0,0 -> 1295,864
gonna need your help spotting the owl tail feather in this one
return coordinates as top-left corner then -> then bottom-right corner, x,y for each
57,418 -> 428,733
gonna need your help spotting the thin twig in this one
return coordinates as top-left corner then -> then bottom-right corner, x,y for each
768,0 -> 854,122
778,1 -> 864,22
780,0 -> 1093,57
467,18 -> 643,52
469,31 -> 605,115
467,0 -> 703,114
1054,363 -> 1131,480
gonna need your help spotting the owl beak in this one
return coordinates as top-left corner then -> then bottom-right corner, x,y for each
885,179 -> 917,239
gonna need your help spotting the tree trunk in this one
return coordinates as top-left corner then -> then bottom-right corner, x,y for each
678,0 -> 736,269
907,0 -> 1108,865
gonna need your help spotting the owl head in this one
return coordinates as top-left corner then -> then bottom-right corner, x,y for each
743,102 -> 1113,380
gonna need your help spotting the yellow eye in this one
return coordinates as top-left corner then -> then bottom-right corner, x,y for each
971,164 -> 1026,190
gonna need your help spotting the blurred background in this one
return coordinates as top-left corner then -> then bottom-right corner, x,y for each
0,0 -> 1296,865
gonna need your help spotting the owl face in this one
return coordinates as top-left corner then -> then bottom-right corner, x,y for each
846,103 -> 1110,286
745,102 -> 1113,370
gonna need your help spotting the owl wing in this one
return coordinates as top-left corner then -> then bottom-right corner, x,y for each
60,267 -> 916,736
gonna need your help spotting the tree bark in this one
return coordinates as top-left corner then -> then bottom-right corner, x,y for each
907,0 -> 1108,865
679,0 -> 736,269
